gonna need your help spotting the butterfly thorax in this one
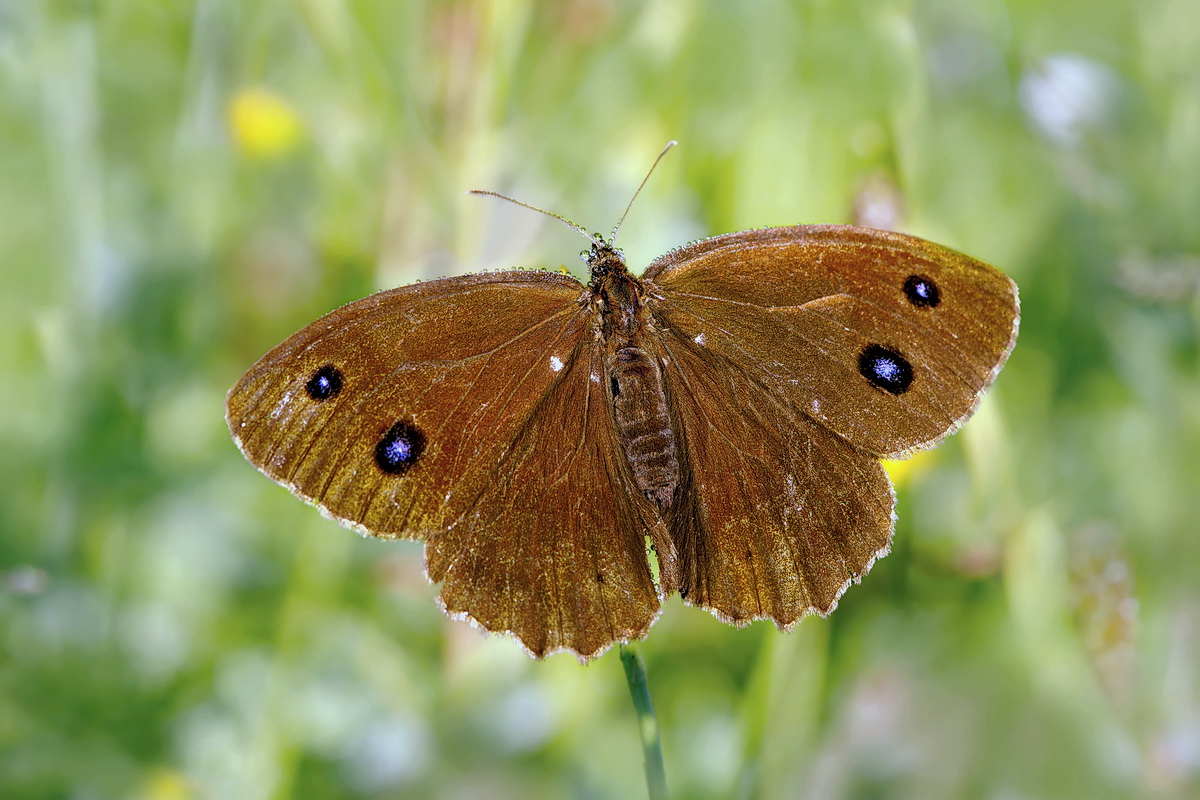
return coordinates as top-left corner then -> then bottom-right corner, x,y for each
587,240 -> 681,511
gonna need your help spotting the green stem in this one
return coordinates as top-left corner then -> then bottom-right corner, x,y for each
619,643 -> 669,799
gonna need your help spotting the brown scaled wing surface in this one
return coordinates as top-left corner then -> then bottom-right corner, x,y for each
644,224 -> 1018,626
227,272 -> 668,659
227,224 -> 1019,659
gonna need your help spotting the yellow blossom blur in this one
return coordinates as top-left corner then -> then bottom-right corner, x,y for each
228,87 -> 303,160
136,768 -> 192,800
883,450 -> 937,488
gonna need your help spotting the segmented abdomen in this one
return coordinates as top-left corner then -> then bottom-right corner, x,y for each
609,346 -> 679,509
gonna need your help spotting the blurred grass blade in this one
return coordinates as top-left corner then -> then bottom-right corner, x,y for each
620,643 -> 669,799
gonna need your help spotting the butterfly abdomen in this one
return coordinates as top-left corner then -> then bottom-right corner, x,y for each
608,345 -> 680,510
590,247 -> 682,511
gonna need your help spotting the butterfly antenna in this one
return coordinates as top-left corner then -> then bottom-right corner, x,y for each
468,189 -> 595,243
610,140 -> 678,245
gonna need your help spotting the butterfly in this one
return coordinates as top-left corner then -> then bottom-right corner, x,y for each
226,153 -> 1019,660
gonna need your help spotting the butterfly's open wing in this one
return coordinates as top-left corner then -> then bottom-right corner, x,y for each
657,335 -> 895,624
227,272 -> 665,658
646,225 -> 1019,456
645,225 -> 1018,624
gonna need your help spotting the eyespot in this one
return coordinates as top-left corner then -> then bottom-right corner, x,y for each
859,344 -> 913,395
903,274 -> 940,308
374,420 -> 426,475
305,364 -> 343,400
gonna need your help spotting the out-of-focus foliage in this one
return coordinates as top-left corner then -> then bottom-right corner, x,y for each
2,1 -> 1197,798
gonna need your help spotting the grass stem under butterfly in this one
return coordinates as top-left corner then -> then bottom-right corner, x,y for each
620,643 -> 669,799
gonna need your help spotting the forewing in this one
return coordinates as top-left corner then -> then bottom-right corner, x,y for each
646,225 -> 1019,457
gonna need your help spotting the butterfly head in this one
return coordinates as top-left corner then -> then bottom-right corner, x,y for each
584,236 -> 630,286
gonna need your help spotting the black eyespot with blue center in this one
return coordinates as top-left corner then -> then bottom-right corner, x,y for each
903,274 -> 940,308
374,420 -> 426,475
305,364 -> 343,401
859,344 -> 913,395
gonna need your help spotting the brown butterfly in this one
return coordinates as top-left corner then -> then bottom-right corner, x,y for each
226,153 -> 1019,660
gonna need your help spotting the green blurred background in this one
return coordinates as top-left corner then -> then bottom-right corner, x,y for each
3,1 -> 1198,798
